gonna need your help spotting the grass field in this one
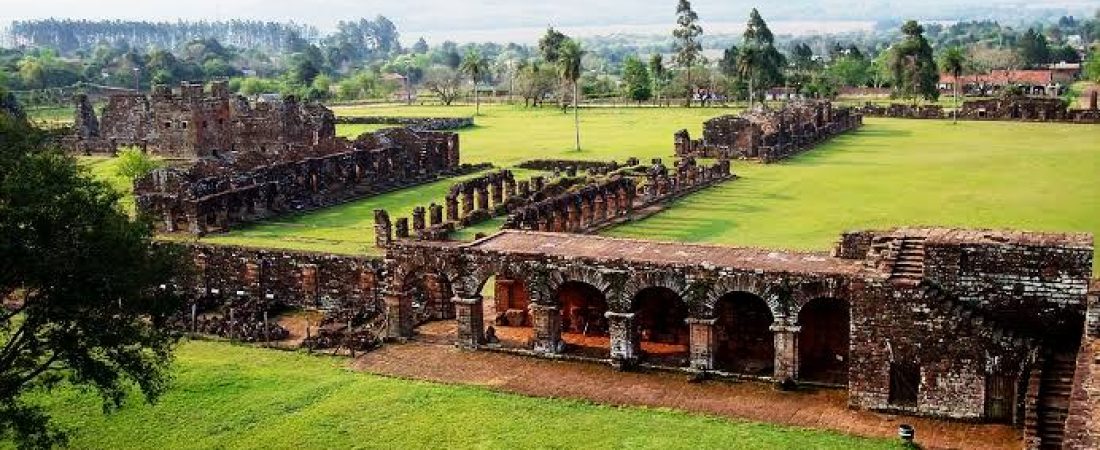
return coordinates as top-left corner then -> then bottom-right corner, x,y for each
196,105 -> 1100,272
6,340 -> 899,450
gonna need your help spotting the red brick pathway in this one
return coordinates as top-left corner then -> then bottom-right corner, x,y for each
351,337 -> 1021,450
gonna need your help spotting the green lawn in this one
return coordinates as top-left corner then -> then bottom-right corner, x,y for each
81,156 -> 135,214
9,340 -> 899,450
606,118 -> 1100,270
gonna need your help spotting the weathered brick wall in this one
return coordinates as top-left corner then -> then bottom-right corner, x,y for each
334,116 -> 473,131
848,280 -> 1034,419
922,230 -> 1093,333
189,244 -> 384,313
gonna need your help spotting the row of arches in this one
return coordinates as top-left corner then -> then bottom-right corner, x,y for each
398,268 -> 849,384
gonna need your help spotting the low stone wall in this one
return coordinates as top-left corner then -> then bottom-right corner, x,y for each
335,116 -> 474,131
858,96 -> 1100,123
516,158 -> 639,174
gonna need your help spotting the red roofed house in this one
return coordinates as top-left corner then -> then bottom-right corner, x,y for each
939,69 -> 1076,97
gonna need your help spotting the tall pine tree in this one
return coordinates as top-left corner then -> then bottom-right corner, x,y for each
739,9 -> 786,108
888,21 -> 940,103
672,0 -> 703,107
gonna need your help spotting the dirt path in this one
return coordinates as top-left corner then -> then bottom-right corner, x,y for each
352,340 -> 1020,450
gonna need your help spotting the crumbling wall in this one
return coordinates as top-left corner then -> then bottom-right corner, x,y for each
335,116 -> 474,131
134,127 -> 466,235
675,100 -> 862,162
65,81 -> 337,159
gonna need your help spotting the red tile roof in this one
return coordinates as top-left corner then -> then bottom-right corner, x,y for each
940,69 -> 1055,86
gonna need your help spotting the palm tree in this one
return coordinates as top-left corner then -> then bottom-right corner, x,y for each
940,47 -> 967,124
558,39 -> 585,151
460,49 -> 489,115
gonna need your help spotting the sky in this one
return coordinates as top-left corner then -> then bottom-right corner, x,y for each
5,0 -> 1098,43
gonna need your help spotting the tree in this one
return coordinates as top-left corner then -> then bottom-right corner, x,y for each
558,39 -> 584,151
0,105 -> 184,449
940,47 -> 967,123
888,21 -> 940,103
412,37 -> 430,54
423,66 -> 463,106
672,0 -> 703,106
621,56 -> 652,103
538,27 -> 568,64
1084,51 -> 1100,83
738,9 -> 786,108
115,147 -> 163,181
1018,28 -> 1051,68
460,49 -> 489,115
648,54 -> 668,106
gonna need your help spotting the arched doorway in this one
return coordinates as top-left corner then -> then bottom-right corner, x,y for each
556,281 -> 609,358
632,287 -> 689,366
714,292 -> 774,375
478,274 -> 531,350
406,270 -> 456,344
798,298 -> 850,385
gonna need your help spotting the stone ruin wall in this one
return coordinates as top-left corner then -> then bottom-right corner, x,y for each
858,93 -> 1100,123
500,158 -> 732,234
66,81 -> 337,158
838,228 -> 1093,420
334,116 -> 474,131
134,126 -> 465,235
674,100 -> 863,163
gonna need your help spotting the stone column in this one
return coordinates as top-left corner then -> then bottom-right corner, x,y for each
593,195 -> 606,224
517,180 -> 531,198
476,188 -> 490,212
606,312 -> 639,369
490,181 -> 503,206
771,318 -> 801,382
164,210 -> 177,233
445,196 -> 459,222
504,179 -> 517,199
462,190 -> 475,216
532,176 -> 545,192
429,203 -> 443,226
395,218 -> 410,238
686,318 -> 718,371
384,288 -> 413,339
566,203 -> 579,232
412,207 -> 426,232
454,295 -> 484,349
530,303 -> 563,355
579,199 -> 592,229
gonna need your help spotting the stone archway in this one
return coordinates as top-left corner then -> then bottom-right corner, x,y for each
714,291 -> 775,375
555,281 -> 610,358
632,286 -> 690,366
797,297 -> 850,385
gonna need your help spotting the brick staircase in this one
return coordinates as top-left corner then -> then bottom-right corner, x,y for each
866,235 -> 928,284
1036,351 -> 1077,449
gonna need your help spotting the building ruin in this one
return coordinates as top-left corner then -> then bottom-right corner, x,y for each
68,81 -> 337,159
674,101 -> 863,162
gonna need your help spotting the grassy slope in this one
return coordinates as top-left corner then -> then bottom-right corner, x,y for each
9,341 -> 898,450
81,156 -> 135,214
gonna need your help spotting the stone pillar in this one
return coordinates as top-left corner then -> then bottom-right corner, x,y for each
606,312 -> 639,369
579,199 -> 592,228
566,203 -> 579,232
429,203 -> 443,226
454,295 -> 485,349
445,196 -> 459,222
462,190 -> 475,216
771,318 -> 801,382
373,209 -> 392,247
384,288 -> 413,339
187,213 -> 206,234
686,318 -> 718,371
476,188 -> 490,212
532,176 -> 545,192
490,181 -> 503,206
504,179 -> 517,199
412,207 -> 426,232
593,195 -> 606,223
395,218 -> 410,238
517,180 -> 531,198
530,303 -> 563,355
